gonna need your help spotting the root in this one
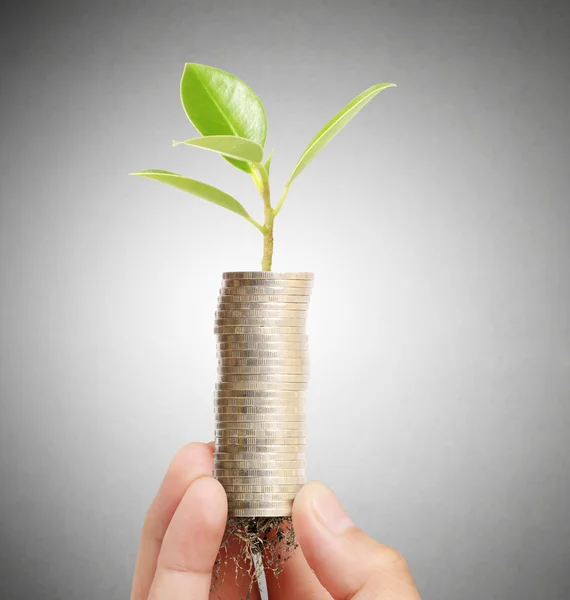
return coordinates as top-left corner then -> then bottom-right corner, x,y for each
211,516 -> 298,600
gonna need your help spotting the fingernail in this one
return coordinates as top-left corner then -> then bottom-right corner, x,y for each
311,482 -> 354,534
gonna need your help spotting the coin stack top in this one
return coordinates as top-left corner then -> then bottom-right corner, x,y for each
213,271 -> 313,517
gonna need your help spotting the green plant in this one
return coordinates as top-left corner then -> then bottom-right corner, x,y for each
131,63 -> 395,271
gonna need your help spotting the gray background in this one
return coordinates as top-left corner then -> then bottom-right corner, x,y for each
1,0 -> 569,598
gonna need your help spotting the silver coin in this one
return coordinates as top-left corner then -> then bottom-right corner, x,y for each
216,348 -> 310,364
227,501 -> 295,512
214,451 -> 305,461
218,298 -> 310,308
215,405 -> 304,414
218,357 -> 307,366
215,389 -> 305,398
218,372 -> 310,382
216,432 -> 305,441
215,326 -> 306,336
214,467 -> 305,477
216,382 -> 308,391
217,475 -> 306,484
215,414 -> 306,423
214,460 -> 305,477
218,353 -> 309,363
227,499 -> 294,509
215,434 -> 305,442
215,308 -> 307,325
216,340 -> 308,350
215,436 -> 306,445
217,302 -> 310,311
216,446 -> 306,456
215,402 -> 305,412
219,356 -> 308,365
217,294 -> 310,304
229,508 -> 293,517
215,318 -> 307,329
218,367 -> 308,377
223,272 -> 313,281
222,279 -> 312,289
224,492 -> 297,502
219,280 -> 313,301
221,482 -> 303,493
216,340 -> 309,355
216,419 -> 305,430
216,385 -> 308,393
216,334 -> 308,343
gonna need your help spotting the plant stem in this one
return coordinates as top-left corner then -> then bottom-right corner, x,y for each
272,182 -> 291,218
257,164 -> 274,271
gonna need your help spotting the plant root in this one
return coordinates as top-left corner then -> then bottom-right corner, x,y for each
211,516 -> 298,600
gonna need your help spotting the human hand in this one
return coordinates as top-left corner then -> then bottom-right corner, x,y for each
131,442 -> 422,599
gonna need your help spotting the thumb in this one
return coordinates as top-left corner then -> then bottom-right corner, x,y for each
292,481 -> 421,600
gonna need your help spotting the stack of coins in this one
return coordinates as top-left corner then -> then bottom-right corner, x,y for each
213,271 -> 313,517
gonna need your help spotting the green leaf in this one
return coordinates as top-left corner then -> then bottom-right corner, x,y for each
130,170 -> 250,219
288,83 -> 396,184
172,135 -> 263,164
180,63 -> 267,174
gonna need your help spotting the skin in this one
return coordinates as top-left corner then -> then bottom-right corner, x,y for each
131,442 -> 422,600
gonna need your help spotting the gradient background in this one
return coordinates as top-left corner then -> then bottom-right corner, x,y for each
1,0 -> 569,598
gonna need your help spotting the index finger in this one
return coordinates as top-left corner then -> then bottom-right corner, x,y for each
131,442 -> 214,600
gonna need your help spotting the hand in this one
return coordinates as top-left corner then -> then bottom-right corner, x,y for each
131,442 -> 422,599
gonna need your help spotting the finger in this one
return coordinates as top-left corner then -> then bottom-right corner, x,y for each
292,481 -> 421,600
210,533 -> 261,600
262,521 -> 332,600
131,443 -> 214,600
148,476 -> 227,599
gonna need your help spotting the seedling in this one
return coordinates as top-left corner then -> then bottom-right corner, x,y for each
131,63 -> 395,271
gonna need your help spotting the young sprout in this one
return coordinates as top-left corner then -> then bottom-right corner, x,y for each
131,63 -> 395,271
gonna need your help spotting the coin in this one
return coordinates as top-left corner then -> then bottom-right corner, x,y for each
215,312 -> 307,322
215,413 -> 306,423
215,389 -> 305,398
227,501 -> 295,511
215,326 -> 306,336
216,381 -> 308,391
220,482 -> 303,492
215,318 -> 307,329
216,334 -> 308,343
214,467 -> 305,477
216,342 -> 309,359
215,403 -> 305,413
214,452 -> 305,461
224,492 -> 297,502
216,433 -> 305,441
218,357 -> 307,366
218,367 -> 308,377
214,460 -> 305,476
216,419 -> 305,429
217,294 -> 309,304
223,277 -> 312,287
216,446 -> 305,456
216,476 -> 305,485
220,288 -> 311,298
223,272 -> 313,281
218,372 -> 310,382
216,340 -> 307,350
217,304 -> 310,315
215,436 -> 306,445
229,508 -> 293,517
222,279 -> 313,292
215,405 -> 304,414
